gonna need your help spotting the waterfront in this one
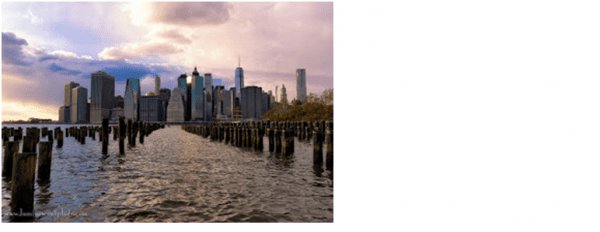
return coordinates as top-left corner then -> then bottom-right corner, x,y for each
1,124 -> 333,222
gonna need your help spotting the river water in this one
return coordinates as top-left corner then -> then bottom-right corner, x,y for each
1,124 -> 333,222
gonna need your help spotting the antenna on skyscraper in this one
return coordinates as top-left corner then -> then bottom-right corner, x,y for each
238,54 -> 240,67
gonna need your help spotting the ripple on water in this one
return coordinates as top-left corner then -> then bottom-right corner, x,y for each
1,125 -> 333,222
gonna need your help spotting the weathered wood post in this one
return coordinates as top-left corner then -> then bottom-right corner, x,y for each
102,118 -> 109,155
22,136 -> 37,153
139,121 -> 144,144
57,130 -> 63,148
66,127 -> 70,137
256,127 -> 265,151
127,119 -> 132,147
119,117 -> 125,155
275,122 -> 282,153
91,127 -> 96,141
131,121 -> 138,147
325,121 -> 333,169
41,127 -> 48,137
313,122 -> 323,164
113,126 -> 118,141
306,121 -> 312,141
80,127 -> 86,145
10,152 -> 36,221
2,141 -> 19,178
48,132 -> 54,146
38,141 -> 53,181
268,122 -> 275,152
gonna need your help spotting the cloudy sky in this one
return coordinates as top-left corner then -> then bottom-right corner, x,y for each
1,2 -> 333,121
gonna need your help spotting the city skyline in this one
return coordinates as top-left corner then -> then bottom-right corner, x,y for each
2,2 -> 333,121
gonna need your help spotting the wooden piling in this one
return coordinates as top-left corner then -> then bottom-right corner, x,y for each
10,152 -> 36,221
22,136 -> 37,153
57,130 -> 63,148
38,142 -> 53,181
119,117 -> 125,155
139,121 -> 144,145
102,118 -> 109,155
41,127 -> 48,137
313,126 -> 323,165
2,141 -> 19,178
325,121 -> 333,169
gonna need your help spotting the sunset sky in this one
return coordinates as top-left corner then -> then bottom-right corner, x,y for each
1,2 -> 333,121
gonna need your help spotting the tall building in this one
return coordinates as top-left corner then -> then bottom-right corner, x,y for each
90,71 -> 115,123
139,95 -> 163,122
241,86 -> 263,119
64,81 -> 79,107
235,58 -> 244,96
215,87 -> 232,118
296,69 -> 307,101
191,67 -> 204,120
71,86 -> 88,123
167,87 -> 185,122
155,75 -> 161,94
280,84 -> 288,104
178,74 -> 187,90
159,88 -> 171,121
204,73 -> 213,120
58,106 -> 69,123
124,78 -> 141,121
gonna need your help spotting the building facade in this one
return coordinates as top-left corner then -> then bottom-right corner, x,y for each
241,86 -> 263,119
139,95 -> 164,122
155,75 -> 161,94
64,81 -> 79,107
59,106 -> 70,123
296,69 -> 307,101
71,86 -> 88,123
280,84 -> 288,104
191,68 -> 204,120
124,78 -> 141,121
235,67 -> 244,96
167,87 -> 185,123
90,71 -> 115,123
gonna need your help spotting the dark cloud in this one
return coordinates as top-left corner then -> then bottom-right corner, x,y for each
2,32 -> 32,66
148,2 -> 232,26
49,63 -> 82,76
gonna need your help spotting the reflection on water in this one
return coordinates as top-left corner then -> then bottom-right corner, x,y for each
1,125 -> 333,222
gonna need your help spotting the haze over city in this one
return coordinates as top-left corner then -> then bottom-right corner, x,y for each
2,2 -> 333,121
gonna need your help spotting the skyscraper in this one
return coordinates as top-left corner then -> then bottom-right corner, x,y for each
191,67 -> 204,120
167,88 -> 185,123
124,78 -> 141,121
62,81 -> 80,123
90,71 -> 115,123
71,86 -> 88,123
64,81 -> 79,107
280,84 -> 288,104
241,86 -> 263,119
235,57 -> 244,96
296,69 -> 307,101
204,73 -> 213,120
177,74 -> 188,120
155,75 -> 161,94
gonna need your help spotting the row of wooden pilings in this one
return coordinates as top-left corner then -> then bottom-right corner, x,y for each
182,120 -> 333,168
1,117 -> 164,221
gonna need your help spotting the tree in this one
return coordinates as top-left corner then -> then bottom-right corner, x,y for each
263,88 -> 333,121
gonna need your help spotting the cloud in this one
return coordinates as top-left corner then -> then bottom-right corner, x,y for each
2,32 -> 32,66
129,2 -> 233,27
49,63 -> 82,76
2,32 -> 187,120
98,41 -> 184,60
148,27 -> 193,44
